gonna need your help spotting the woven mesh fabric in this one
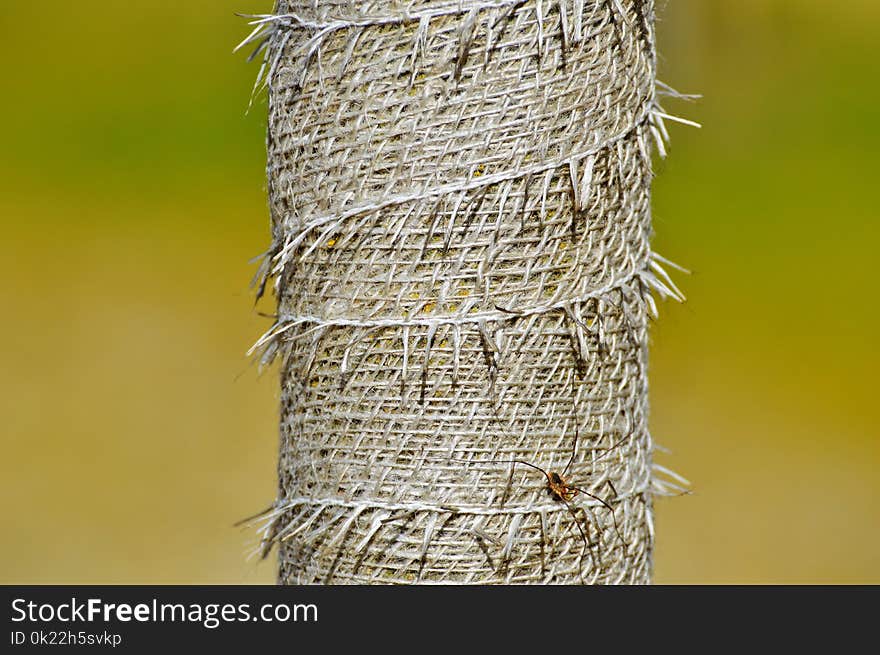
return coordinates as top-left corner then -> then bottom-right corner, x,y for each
245,0 -> 686,584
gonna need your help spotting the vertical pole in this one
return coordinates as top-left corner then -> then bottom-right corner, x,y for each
245,0 -> 683,584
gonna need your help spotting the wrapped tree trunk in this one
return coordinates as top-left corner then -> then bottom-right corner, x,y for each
243,0 -> 686,584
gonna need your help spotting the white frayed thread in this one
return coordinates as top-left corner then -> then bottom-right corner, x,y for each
270,100 -> 657,272
259,487 -> 653,527
235,1 -> 528,101
247,253 -> 689,363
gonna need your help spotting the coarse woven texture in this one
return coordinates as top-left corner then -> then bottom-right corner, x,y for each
242,0 -> 689,584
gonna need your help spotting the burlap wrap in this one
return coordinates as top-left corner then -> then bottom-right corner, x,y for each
242,0 -> 687,584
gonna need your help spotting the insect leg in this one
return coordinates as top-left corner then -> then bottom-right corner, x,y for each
562,424 -> 579,478
569,485 -> 626,553
561,496 -> 598,571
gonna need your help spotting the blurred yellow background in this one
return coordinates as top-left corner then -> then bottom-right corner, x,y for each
1,1 -> 877,584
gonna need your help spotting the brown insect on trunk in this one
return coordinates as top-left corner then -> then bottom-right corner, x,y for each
463,423 -> 629,575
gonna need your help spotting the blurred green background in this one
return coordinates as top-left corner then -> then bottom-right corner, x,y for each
1,0 -> 877,584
